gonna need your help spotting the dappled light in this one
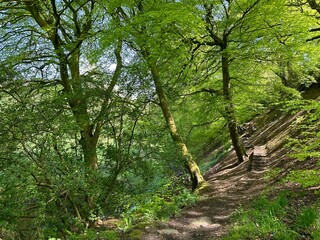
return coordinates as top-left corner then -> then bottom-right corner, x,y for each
1,0 -> 320,239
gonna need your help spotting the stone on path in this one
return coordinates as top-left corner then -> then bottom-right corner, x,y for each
158,228 -> 180,235
254,145 -> 267,156
190,216 -> 221,228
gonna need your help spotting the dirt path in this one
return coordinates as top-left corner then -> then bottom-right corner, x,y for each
139,112 -> 304,240
141,149 -> 279,240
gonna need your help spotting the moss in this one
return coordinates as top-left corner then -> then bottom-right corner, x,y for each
194,181 -> 211,194
128,229 -> 144,240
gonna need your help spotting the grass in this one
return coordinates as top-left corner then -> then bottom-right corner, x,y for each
67,229 -> 120,240
221,191 -> 320,240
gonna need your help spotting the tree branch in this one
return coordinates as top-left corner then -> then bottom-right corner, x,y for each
181,88 -> 223,97
226,0 -> 262,37
307,35 -> 320,41
93,39 -> 123,137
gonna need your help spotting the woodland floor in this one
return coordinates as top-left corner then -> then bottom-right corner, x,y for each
137,110 -> 319,240
140,156 -> 277,240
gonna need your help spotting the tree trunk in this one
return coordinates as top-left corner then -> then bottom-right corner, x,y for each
132,3 -> 205,189
221,50 -> 246,164
147,59 -> 206,190
79,125 -> 99,170
67,51 -> 99,169
25,1 -> 101,170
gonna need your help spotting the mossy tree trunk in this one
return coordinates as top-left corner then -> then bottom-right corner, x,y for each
24,1 -> 123,170
116,1 -> 206,190
146,55 -> 206,190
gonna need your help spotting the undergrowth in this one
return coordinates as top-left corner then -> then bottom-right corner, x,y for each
117,187 -> 198,232
222,191 -> 320,240
67,180 -> 198,240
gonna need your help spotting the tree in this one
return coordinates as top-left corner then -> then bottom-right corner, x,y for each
115,1 -> 207,190
184,0 -> 314,164
0,0 -> 129,233
23,0 -> 124,169
198,0 -> 275,163
0,0 -> 127,170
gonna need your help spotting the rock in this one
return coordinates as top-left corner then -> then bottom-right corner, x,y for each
190,216 -> 221,228
158,228 -> 180,235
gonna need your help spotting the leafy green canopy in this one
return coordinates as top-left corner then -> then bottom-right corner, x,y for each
1,0 -> 320,238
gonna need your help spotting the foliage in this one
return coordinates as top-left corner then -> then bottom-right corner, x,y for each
223,192 -> 320,240
286,170 -> 320,189
285,100 -> 320,160
1,0 -> 320,238
294,206 -> 320,231
67,229 -> 120,240
280,99 -> 320,190
224,193 -> 297,240
116,181 -> 198,231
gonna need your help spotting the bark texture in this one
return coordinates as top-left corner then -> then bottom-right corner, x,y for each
147,58 -> 205,190
221,50 -> 246,164
203,3 -> 249,165
24,1 -> 122,170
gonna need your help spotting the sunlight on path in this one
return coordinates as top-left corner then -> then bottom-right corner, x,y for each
141,112 -> 301,239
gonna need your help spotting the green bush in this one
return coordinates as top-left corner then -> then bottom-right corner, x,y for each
116,184 -> 198,232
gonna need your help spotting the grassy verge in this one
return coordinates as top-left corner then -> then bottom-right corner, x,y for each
221,190 -> 320,240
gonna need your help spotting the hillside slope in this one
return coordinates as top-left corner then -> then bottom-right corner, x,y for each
140,109 -> 317,240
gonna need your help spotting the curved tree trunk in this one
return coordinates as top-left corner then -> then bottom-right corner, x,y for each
221,50 -> 246,164
147,58 -> 206,190
127,1 -> 206,190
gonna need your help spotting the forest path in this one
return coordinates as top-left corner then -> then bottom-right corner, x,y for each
141,148 -> 275,240
141,111 -> 303,240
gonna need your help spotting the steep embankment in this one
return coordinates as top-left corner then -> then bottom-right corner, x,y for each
141,109 -> 313,240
